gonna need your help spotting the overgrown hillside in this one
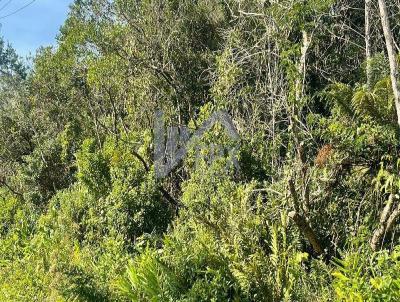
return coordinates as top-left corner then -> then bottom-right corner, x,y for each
1,0 -> 400,301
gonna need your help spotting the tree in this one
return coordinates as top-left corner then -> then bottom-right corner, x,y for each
365,0 -> 372,89
378,0 -> 400,126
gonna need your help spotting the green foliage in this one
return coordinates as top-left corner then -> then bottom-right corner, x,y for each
2,0 -> 400,301
77,138 -> 111,197
0,36 -> 26,78
324,78 -> 396,127
118,155 -> 333,301
333,248 -> 400,301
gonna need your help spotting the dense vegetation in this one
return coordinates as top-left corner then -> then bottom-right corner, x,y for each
1,0 -> 400,301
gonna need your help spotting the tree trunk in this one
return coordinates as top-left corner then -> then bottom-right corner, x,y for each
286,31 -> 324,255
365,0 -> 372,89
371,195 -> 394,251
371,206 -> 400,251
378,0 -> 400,126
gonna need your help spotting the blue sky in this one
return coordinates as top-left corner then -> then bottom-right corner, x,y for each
0,0 -> 73,58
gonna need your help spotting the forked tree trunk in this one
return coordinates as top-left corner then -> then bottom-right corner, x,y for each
371,195 -> 400,251
378,0 -> 400,126
371,195 -> 394,251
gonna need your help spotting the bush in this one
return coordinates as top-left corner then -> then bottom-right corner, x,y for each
333,247 -> 400,301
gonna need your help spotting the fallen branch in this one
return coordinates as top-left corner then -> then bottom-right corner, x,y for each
288,211 -> 324,255
288,178 -> 324,255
